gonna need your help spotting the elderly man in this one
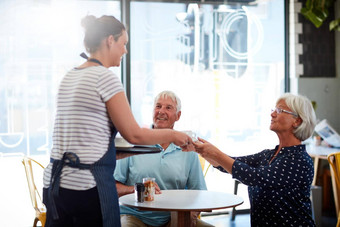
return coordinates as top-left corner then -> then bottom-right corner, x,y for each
114,90 -> 211,227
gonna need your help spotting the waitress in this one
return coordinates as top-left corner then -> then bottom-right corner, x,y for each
42,15 -> 192,227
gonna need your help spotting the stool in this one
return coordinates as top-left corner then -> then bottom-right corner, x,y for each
322,168 -> 334,211
231,180 -> 250,220
231,180 -> 240,220
311,185 -> 322,227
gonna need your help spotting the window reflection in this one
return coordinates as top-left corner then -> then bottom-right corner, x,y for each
0,0 -> 120,156
130,1 -> 285,156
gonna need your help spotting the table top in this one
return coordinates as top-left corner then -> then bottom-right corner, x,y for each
306,144 -> 340,159
119,190 -> 244,212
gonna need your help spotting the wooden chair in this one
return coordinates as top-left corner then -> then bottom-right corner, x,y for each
327,152 -> 340,227
22,157 -> 46,227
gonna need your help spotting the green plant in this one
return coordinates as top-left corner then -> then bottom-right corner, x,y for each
300,0 -> 340,31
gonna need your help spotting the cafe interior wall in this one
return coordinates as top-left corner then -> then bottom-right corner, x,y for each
290,0 -> 340,132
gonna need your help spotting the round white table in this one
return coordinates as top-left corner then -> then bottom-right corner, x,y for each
119,189 -> 244,227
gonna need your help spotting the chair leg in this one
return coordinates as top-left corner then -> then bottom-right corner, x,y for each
33,217 -> 39,227
231,180 -> 240,221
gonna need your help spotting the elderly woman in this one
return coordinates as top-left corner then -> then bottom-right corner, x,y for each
194,93 -> 317,226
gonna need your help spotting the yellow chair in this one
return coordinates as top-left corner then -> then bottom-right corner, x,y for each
22,157 -> 46,227
197,155 -> 211,221
198,155 -> 211,178
327,152 -> 340,227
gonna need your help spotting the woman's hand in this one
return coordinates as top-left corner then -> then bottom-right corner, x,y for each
194,137 -> 235,173
193,137 -> 221,167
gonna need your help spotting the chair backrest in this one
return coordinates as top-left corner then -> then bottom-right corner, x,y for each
22,157 -> 46,213
198,155 -> 211,178
198,155 -> 205,171
328,152 -> 340,218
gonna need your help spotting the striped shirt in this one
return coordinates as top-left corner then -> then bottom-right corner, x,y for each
43,66 -> 124,190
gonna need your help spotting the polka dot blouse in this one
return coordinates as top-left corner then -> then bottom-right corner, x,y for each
216,144 -> 315,227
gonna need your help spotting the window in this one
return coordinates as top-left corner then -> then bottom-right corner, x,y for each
129,2 -> 286,207
130,1 -> 285,156
0,0 -> 120,156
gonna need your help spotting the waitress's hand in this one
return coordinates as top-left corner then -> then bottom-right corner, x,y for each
182,142 -> 195,152
173,131 -> 193,151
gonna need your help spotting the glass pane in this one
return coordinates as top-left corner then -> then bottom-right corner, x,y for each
130,1 -> 285,206
131,1 -> 285,154
0,0 -> 120,157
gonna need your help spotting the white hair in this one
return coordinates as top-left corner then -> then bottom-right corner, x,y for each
154,90 -> 181,113
277,93 -> 317,141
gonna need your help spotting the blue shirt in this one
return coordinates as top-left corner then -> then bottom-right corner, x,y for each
217,144 -> 315,227
114,143 -> 207,226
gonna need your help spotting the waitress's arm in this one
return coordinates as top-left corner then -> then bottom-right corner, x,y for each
106,92 -> 191,148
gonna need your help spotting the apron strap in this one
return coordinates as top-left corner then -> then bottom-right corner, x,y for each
48,152 -> 92,220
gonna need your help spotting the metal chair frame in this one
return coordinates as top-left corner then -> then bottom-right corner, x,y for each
22,157 -> 46,227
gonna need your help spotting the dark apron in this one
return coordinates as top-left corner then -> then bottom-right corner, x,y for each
48,129 -> 120,227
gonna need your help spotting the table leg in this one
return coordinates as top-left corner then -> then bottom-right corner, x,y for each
171,211 -> 194,227
312,157 -> 320,186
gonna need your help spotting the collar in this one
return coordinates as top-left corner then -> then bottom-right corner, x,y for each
273,144 -> 306,155
157,143 -> 182,154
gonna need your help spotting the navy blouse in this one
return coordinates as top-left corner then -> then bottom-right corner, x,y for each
216,144 -> 315,227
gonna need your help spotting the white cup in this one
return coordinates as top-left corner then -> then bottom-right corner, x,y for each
182,131 -> 198,142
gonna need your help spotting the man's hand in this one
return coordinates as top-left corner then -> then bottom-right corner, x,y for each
190,211 -> 200,225
116,181 -> 134,197
154,181 -> 162,194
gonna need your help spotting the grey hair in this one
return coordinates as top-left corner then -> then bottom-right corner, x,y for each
154,90 -> 181,113
277,93 -> 317,141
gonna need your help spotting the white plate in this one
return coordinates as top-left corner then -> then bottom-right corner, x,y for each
115,143 -> 134,148
115,137 -> 133,148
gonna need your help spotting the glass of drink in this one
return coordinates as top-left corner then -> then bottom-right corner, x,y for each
143,177 -> 155,201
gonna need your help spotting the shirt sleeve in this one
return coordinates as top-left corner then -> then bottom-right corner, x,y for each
113,157 -> 130,184
96,68 -> 124,102
232,152 -> 313,189
186,153 -> 207,190
214,150 -> 269,173
232,149 -> 269,166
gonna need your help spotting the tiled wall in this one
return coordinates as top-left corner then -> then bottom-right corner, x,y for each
292,0 -> 336,78
290,0 -> 340,131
